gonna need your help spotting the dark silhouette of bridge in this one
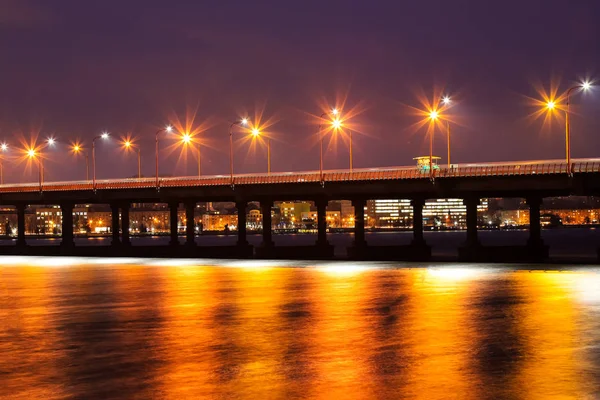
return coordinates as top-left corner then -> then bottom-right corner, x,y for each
1,159 -> 599,262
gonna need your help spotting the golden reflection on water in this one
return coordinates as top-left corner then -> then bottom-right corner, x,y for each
1,264 -> 599,399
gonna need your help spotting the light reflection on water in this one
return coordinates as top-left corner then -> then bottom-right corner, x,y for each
1,259 -> 600,399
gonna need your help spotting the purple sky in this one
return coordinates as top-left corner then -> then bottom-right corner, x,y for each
0,0 -> 599,183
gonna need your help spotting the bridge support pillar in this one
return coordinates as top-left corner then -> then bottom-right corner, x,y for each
169,202 -> 179,246
16,204 -> 26,248
526,197 -> 548,261
526,197 -> 545,246
121,203 -> 131,246
60,203 -> 75,249
316,199 -> 329,247
261,199 -> 274,248
185,201 -> 196,247
236,200 -> 248,246
411,199 -> 426,246
314,198 -> 333,258
111,203 -> 120,246
348,198 -> 367,259
464,197 -> 481,248
458,198 -> 481,261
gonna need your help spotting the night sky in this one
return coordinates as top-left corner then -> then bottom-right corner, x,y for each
1,0 -> 599,183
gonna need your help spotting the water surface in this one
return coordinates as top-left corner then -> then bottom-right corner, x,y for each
1,258 -> 600,399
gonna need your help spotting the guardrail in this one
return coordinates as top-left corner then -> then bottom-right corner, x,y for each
0,160 -> 598,194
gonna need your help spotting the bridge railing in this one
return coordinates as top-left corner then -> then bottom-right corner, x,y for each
0,159 -> 599,193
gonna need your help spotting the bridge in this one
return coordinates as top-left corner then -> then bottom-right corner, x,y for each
1,158 -> 600,262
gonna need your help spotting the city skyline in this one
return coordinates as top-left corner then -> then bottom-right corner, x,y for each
1,1 -> 599,183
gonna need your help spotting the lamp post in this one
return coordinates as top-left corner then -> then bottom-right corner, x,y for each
319,108 -> 339,182
37,136 -> 57,185
0,142 -> 7,185
27,148 -> 42,191
428,110 -> 439,180
92,132 -> 109,189
250,128 -> 272,174
197,142 -> 201,176
72,144 -> 89,181
564,81 -> 592,175
123,140 -> 141,179
229,118 -> 249,185
180,132 -> 202,176
441,96 -> 452,168
155,125 -> 173,188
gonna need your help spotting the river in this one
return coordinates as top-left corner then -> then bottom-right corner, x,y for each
1,257 -> 600,399
5,228 -> 600,260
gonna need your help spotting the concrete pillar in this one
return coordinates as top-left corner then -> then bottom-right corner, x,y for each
60,203 -> 75,248
121,203 -> 131,246
352,198 -> 367,248
185,201 -> 196,247
110,203 -> 120,246
411,199 -> 426,246
236,200 -> 248,246
169,202 -> 179,246
527,197 -> 543,247
261,199 -> 274,247
16,204 -> 26,247
464,197 -> 480,247
316,199 -> 328,246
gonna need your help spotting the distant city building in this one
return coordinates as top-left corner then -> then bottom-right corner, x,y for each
247,209 -> 262,230
340,200 -> 355,228
34,205 -> 91,234
299,210 -> 341,227
500,208 -> 600,226
202,213 -> 237,231
366,198 -> 488,228
326,211 -> 341,228
423,199 -> 488,228
278,201 -> 312,226
366,199 -> 412,228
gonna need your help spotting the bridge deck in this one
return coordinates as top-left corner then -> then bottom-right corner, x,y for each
1,159 -> 599,193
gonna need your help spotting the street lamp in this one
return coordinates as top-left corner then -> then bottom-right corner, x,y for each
0,142 -> 7,184
250,127 -> 272,174
123,139 -> 141,179
428,110 -> 439,180
180,132 -> 202,177
26,148 -> 42,190
318,108 -> 341,182
36,136 -> 57,185
155,125 -> 173,188
441,96 -> 452,168
229,118 -> 249,185
564,81 -> 592,175
72,143 -> 90,181
92,132 -> 109,189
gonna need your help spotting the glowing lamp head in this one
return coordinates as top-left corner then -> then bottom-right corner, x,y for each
1,143 -> 8,151
546,101 -> 556,110
101,132 -> 109,139
181,133 -> 192,144
442,96 -> 451,105
47,137 -> 56,146
73,145 -> 80,152
165,125 -> 173,133
240,118 -> 249,126
124,140 -> 132,148
582,81 -> 592,91
429,110 -> 439,120
251,128 -> 260,137
332,118 -> 342,129
332,108 -> 339,115
27,149 -> 36,158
